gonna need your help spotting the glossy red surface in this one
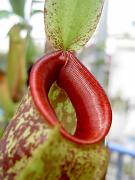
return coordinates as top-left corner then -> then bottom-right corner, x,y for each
30,51 -> 112,144
30,51 -> 65,126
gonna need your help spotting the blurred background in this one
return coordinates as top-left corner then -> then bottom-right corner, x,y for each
0,0 -> 135,179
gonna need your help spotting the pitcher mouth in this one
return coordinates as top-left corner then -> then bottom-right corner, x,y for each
29,51 -> 112,145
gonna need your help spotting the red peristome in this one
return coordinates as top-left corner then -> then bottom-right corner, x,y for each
58,52 -> 112,144
29,51 -> 112,144
30,51 -> 65,126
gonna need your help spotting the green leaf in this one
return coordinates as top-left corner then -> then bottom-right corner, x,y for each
45,0 -> 104,51
32,0 -> 44,3
0,10 -> 13,19
26,36 -> 38,63
31,9 -> 43,16
9,0 -> 26,18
